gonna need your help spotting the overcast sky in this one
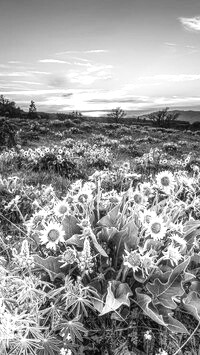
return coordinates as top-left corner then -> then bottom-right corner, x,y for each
1,0 -> 200,114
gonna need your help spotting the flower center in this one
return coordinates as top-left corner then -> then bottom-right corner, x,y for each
127,252 -> 141,266
58,204 -> 68,214
63,249 -> 76,264
133,193 -> 142,204
47,229 -> 60,242
160,176 -> 170,187
151,222 -> 161,234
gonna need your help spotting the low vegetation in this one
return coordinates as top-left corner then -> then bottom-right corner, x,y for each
0,98 -> 200,355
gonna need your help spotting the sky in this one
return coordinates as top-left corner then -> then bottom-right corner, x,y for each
1,0 -> 200,115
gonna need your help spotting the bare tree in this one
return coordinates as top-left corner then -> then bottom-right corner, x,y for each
107,107 -> 126,123
148,107 -> 179,127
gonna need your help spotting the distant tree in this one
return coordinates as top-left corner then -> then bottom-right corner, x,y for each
0,95 -> 22,118
148,107 -> 179,128
107,107 -> 126,123
0,117 -> 17,150
70,111 -> 83,119
28,100 -> 37,119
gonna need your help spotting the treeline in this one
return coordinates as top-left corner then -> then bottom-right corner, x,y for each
1,95 -> 200,130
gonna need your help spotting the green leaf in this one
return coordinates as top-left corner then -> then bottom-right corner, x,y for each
100,281 -> 132,316
89,231 -> 108,257
65,233 -> 84,248
123,219 -> 139,250
146,258 -> 190,309
33,255 -> 65,281
156,304 -> 189,334
182,291 -> 200,322
183,219 -> 200,252
62,214 -> 82,240
98,204 -> 121,228
135,288 -> 167,327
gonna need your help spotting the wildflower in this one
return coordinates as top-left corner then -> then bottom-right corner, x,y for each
169,234 -> 187,252
156,170 -> 175,193
162,243 -> 183,266
54,200 -> 69,217
144,330 -> 152,341
155,349 -> 168,355
60,247 -> 77,267
123,250 -> 141,272
146,215 -> 167,241
140,250 -> 157,274
78,238 -> 94,273
39,222 -> 65,250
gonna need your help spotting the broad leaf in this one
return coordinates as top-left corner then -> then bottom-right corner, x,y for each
156,304 -> 189,334
89,231 -> 108,257
146,258 -> 190,309
98,204 -> 121,228
182,291 -> 200,322
135,288 -> 167,327
100,281 -> 132,316
136,288 -> 188,333
33,255 -> 65,281
62,214 -> 81,240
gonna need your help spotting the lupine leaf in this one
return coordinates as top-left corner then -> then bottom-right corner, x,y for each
146,258 -> 190,309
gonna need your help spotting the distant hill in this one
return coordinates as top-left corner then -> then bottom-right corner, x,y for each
169,110 -> 200,123
131,109 -> 200,124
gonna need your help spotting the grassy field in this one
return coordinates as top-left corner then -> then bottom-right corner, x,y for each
0,117 -> 200,355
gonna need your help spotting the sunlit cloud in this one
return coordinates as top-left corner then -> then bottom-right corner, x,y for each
28,71 -> 51,75
179,16 -> 200,31
139,74 -> 200,82
164,42 -> 177,46
12,81 -> 43,85
56,49 -> 108,55
67,63 -> 113,85
38,59 -> 70,63
0,72 -> 32,77
8,61 -> 22,64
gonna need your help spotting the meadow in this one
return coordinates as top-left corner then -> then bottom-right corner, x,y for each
0,115 -> 200,355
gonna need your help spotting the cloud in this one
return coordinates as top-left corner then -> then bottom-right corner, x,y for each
8,61 -> 22,64
179,16 -> 200,31
139,74 -> 200,82
28,71 -> 51,75
0,72 -> 32,77
12,81 -> 42,85
38,59 -> 70,64
164,42 -> 177,46
67,63 -> 113,85
56,49 -> 108,55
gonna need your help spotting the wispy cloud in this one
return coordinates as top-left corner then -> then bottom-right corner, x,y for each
8,61 -> 22,64
38,59 -> 70,64
164,42 -> 177,46
0,72 -> 31,77
12,81 -> 42,85
56,49 -> 108,55
28,71 -> 51,75
139,74 -> 200,82
67,63 -> 113,85
179,16 -> 200,31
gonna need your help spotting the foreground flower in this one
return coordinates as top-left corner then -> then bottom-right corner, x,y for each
54,200 -> 69,217
40,222 -> 65,250
60,247 -> 77,267
123,250 -> 141,272
156,170 -> 175,193
162,243 -> 183,266
144,330 -> 152,341
146,215 -> 167,241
